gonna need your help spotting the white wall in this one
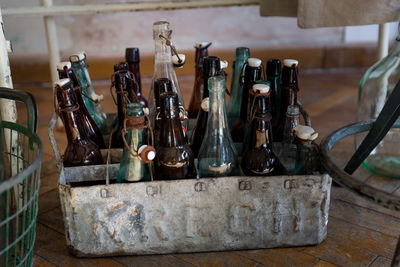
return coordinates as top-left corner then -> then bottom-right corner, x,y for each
1,1 -> 398,59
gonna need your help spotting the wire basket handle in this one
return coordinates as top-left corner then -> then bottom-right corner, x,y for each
0,87 -> 38,133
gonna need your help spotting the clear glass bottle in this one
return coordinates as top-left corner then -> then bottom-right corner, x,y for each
56,78 -> 104,167
357,23 -> 400,177
154,92 -> 196,180
293,125 -> 319,175
191,56 -> 221,157
241,83 -> 278,176
279,105 -> 300,173
148,21 -> 186,128
198,75 -> 238,178
266,59 -> 282,127
275,59 -> 299,142
117,103 -> 155,183
227,47 -> 250,128
125,47 -> 148,107
188,42 -> 211,119
70,51 -> 109,135
230,58 -> 262,142
57,61 -> 105,149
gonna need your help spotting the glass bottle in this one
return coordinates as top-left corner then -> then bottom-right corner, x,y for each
230,58 -> 262,142
279,105 -> 300,173
70,51 -> 109,135
241,83 -> 278,176
293,125 -> 319,175
154,92 -> 196,180
153,78 -> 173,148
357,23 -> 400,177
57,61 -> 106,149
227,47 -> 250,128
125,48 -> 148,107
117,103 -> 155,182
56,78 -> 104,167
148,21 -> 186,128
188,42 -> 211,119
191,56 -> 221,157
275,59 -> 299,142
266,59 -> 282,127
111,67 -> 131,148
198,75 -> 238,178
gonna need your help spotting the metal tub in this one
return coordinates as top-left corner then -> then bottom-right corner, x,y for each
49,114 -> 331,257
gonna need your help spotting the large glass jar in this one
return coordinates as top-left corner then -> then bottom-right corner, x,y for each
357,23 -> 400,178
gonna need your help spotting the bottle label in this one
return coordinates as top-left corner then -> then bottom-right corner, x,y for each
201,97 -> 209,112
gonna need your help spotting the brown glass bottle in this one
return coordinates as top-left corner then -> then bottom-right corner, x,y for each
125,48 -> 148,107
153,78 -> 173,148
230,58 -> 262,142
191,56 -> 221,157
111,67 -> 131,148
274,59 -> 299,142
241,84 -> 279,176
56,78 -> 104,167
154,92 -> 196,180
188,42 -> 211,118
57,62 -> 106,149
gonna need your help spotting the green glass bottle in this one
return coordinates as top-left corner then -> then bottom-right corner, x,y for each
230,58 -> 263,143
227,47 -> 250,128
357,22 -> 400,178
198,75 -> 239,178
293,125 -> 319,175
266,59 -> 282,128
117,103 -> 155,182
70,51 -> 109,135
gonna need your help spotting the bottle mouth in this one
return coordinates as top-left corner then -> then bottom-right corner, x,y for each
236,47 -> 250,57
153,21 -> 171,39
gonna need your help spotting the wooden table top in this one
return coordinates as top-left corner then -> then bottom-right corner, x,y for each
19,69 -> 400,267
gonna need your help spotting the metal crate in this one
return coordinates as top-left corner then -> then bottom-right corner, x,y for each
49,114 -> 331,257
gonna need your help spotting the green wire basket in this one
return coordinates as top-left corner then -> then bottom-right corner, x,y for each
0,88 -> 42,267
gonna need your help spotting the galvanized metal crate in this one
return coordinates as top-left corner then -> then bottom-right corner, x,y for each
49,114 -> 331,257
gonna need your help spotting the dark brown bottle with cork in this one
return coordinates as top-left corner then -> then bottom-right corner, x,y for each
57,62 -> 106,149
125,48 -> 148,107
56,78 -> 104,167
111,62 -> 133,148
188,42 -> 211,119
274,59 -> 299,142
154,92 -> 196,180
241,83 -> 278,176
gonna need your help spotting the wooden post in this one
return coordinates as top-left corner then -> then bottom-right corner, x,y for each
0,7 -> 18,176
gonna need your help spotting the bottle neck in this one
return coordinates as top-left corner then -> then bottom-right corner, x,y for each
58,69 -> 80,88
115,75 -> 126,125
282,66 -> 298,88
154,38 -> 172,63
71,60 -> 92,92
208,86 -> 229,135
128,62 -> 142,93
195,48 -> 209,69
239,66 -> 262,120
